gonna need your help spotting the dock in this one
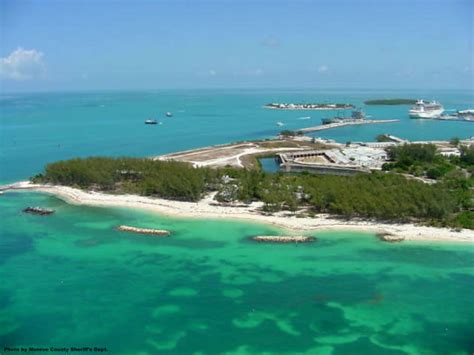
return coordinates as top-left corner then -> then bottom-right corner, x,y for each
299,119 -> 399,133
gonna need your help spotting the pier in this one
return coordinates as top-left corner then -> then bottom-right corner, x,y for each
299,119 -> 399,133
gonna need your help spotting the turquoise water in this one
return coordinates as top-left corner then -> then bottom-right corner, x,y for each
1,90 -> 474,353
1,192 -> 473,354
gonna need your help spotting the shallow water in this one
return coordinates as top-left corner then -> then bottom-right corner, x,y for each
1,192 -> 473,354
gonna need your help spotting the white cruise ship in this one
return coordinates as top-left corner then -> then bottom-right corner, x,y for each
409,100 -> 444,119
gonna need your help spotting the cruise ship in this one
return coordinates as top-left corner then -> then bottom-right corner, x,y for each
408,100 -> 444,119
322,109 -> 366,125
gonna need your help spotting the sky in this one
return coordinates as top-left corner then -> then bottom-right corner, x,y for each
0,0 -> 473,92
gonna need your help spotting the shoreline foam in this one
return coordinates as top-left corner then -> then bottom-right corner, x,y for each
3,181 -> 473,243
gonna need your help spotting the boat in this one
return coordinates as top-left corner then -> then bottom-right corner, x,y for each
23,207 -> 55,215
436,109 -> 474,122
322,109 -> 366,125
408,100 -> 444,119
457,109 -> 474,121
145,119 -> 158,125
165,112 -> 173,117
276,121 -> 284,127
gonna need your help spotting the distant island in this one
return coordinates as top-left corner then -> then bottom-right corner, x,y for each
364,99 -> 417,105
264,103 -> 354,110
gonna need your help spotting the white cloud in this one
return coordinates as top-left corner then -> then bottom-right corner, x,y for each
209,69 -> 217,76
317,65 -> 329,74
0,47 -> 45,80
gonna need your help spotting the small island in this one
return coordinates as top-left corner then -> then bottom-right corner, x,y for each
364,99 -> 417,105
264,103 -> 354,110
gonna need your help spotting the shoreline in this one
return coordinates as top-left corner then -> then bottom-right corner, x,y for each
3,181 -> 473,243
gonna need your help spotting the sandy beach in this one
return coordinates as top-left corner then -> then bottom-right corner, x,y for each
3,181 -> 473,243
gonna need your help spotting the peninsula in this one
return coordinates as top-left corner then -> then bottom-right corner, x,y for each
264,103 -> 354,110
2,136 -> 473,243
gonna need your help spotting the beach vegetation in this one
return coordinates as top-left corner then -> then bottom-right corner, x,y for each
33,153 -> 473,229
450,137 -> 461,147
376,134 -> 392,142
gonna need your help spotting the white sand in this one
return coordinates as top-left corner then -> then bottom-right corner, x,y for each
4,181 -> 473,243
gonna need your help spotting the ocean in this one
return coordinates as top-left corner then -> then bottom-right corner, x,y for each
1,89 -> 473,183
1,89 -> 473,354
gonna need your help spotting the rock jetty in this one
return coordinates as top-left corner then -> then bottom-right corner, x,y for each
377,232 -> 405,243
252,235 -> 315,243
23,207 -> 55,215
116,225 -> 171,236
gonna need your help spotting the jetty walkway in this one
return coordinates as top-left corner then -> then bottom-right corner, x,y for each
299,119 -> 399,133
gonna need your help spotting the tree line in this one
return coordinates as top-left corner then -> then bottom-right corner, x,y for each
32,152 -> 473,229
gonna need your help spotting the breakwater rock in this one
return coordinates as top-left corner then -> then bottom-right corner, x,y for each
252,235 -> 315,243
117,225 -> 171,236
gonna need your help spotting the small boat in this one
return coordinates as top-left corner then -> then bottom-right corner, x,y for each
165,112 -> 173,117
145,119 -> 158,125
458,109 -> 474,121
276,121 -> 284,127
23,207 -> 55,215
